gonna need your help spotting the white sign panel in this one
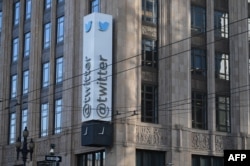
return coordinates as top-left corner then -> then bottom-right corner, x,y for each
82,13 -> 113,122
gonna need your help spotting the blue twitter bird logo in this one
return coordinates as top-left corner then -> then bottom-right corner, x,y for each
99,22 -> 109,31
85,21 -> 92,33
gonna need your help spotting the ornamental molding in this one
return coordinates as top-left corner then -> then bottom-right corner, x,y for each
136,125 -> 168,146
215,135 -> 234,152
191,132 -> 210,151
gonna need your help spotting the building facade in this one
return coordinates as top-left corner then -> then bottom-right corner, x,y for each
0,0 -> 250,165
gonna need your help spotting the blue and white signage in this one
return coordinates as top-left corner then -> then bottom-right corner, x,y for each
82,13 -> 113,122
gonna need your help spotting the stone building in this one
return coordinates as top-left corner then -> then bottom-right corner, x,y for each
0,0 -> 250,165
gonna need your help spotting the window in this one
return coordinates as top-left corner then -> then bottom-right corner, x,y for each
57,16 -> 64,43
42,62 -> 50,88
142,0 -> 158,24
43,22 -> 51,49
191,48 -> 206,76
90,0 -> 100,13
248,19 -> 250,41
191,5 -> 206,33
44,0 -> 51,10
142,38 -> 158,68
12,38 -> 19,62
22,70 -> 29,95
9,112 -> 16,144
141,84 -> 158,123
41,103 -> 49,137
25,0 -> 31,20
11,74 -> 18,99
192,155 -> 223,166
57,0 -> 64,4
21,108 -> 28,133
13,1 -> 20,25
214,11 -> 229,38
0,11 -> 2,31
136,150 -> 165,166
216,96 -> 230,132
56,57 -> 63,84
54,99 -> 62,134
192,92 -> 207,129
24,32 -> 31,57
215,52 -> 229,80
77,151 -> 105,166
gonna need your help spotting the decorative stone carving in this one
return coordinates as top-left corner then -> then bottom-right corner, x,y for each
215,136 -> 234,152
136,125 -> 167,146
191,132 -> 210,150
142,25 -> 157,38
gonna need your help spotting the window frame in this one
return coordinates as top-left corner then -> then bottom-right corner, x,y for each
12,37 -> 19,62
191,48 -> 207,76
214,10 -> 229,39
56,16 -> 64,44
55,57 -> 63,84
54,99 -> 62,134
13,1 -> 20,26
191,5 -> 206,34
141,84 -> 158,123
43,22 -> 51,49
41,103 -> 49,137
42,62 -> 50,88
141,0 -> 158,25
24,32 -> 31,57
10,74 -> 18,99
215,52 -> 229,80
9,112 -> 16,144
25,0 -> 31,20
141,38 -> 158,68
216,95 -> 231,132
22,70 -> 29,95
192,91 -> 207,130
44,0 -> 51,10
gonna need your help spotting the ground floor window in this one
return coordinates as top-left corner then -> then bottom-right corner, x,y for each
192,155 -> 223,166
136,149 -> 165,166
77,150 -> 105,166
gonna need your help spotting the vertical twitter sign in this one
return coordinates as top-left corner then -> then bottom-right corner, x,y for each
82,13 -> 113,122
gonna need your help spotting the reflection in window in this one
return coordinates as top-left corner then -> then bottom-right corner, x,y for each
191,48 -> 206,76
56,57 -> 63,84
9,112 -> 16,144
136,149 -> 165,166
24,32 -> 31,57
0,11 -> 2,31
21,109 -> 28,134
90,0 -> 100,13
192,92 -> 207,130
142,0 -> 158,24
44,0 -> 51,10
42,62 -> 50,88
215,52 -> 229,80
11,74 -> 18,99
191,5 -> 206,33
43,23 -> 51,49
13,2 -> 20,25
12,38 -> 19,62
23,70 -> 29,95
55,99 -> 62,134
57,16 -> 64,43
78,151 -> 105,166
142,38 -> 158,68
25,0 -> 31,20
216,96 -> 230,132
41,103 -> 49,137
141,84 -> 158,123
192,155 -> 223,166
214,11 -> 228,38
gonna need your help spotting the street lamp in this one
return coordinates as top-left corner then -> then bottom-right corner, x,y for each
16,127 -> 34,166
